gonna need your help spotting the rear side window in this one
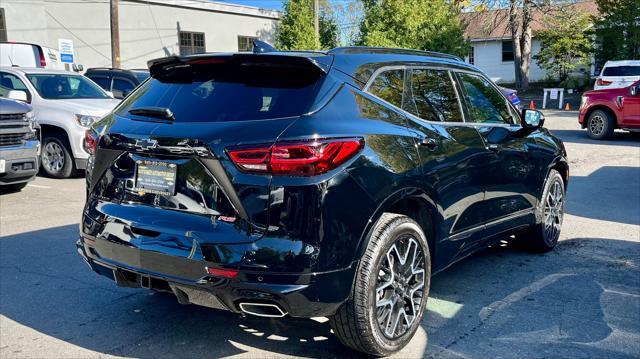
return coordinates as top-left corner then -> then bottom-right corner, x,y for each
406,69 -> 462,122
89,76 -> 111,90
112,78 -> 135,98
115,61 -> 324,122
602,66 -> 640,76
457,72 -> 517,125
368,69 -> 404,109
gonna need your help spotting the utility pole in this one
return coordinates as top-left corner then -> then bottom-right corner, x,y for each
313,0 -> 319,49
110,0 -> 120,68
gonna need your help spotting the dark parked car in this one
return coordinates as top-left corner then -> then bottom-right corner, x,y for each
84,68 -> 149,99
79,47 -> 568,356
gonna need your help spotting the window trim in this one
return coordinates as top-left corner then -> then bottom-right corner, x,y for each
363,64 -> 521,128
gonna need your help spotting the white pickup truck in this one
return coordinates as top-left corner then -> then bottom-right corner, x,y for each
0,67 -> 119,178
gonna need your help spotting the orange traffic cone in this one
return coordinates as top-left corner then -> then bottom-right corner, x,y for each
529,100 -> 535,109
564,102 -> 571,110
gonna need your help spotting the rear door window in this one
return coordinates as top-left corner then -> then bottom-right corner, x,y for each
112,77 -> 135,98
89,76 -> 111,90
367,69 -> 405,109
405,69 -> 463,122
115,61 -> 325,122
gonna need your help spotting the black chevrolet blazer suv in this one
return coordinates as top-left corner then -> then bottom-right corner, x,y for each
79,47 -> 568,356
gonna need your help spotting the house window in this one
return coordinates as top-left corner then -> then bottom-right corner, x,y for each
0,8 -> 7,42
238,36 -> 257,52
468,46 -> 475,65
502,40 -> 514,62
179,31 -> 205,56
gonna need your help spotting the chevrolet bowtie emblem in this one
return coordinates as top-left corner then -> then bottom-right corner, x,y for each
135,138 -> 158,150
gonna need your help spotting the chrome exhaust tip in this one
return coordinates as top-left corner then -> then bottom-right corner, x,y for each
239,302 -> 287,318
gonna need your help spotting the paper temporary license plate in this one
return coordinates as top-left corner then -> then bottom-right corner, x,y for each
133,160 -> 177,196
0,159 -> 5,174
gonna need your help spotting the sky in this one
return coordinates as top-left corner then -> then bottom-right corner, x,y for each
218,0 -> 284,11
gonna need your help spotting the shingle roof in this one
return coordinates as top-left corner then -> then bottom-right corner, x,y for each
462,0 -> 598,41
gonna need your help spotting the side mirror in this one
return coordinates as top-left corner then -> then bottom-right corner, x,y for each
106,91 -> 115,98
73,64 -> 84,72
521,108 -> 544,129
7,90 -> 28,102
630,85 -> 639,96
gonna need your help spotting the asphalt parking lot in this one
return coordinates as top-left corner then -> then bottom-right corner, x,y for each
1,111 -> 639,359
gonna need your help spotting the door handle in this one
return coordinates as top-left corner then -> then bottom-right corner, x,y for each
419,137 -> 438,150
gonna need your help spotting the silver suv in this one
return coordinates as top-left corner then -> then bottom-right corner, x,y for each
0,68 -> 119,178
0,98 -> 39,191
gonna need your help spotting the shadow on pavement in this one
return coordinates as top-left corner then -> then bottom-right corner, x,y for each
1,225 -> 639,358
566,166 -> 640,226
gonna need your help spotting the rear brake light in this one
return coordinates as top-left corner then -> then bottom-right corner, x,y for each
38,48 -> 46,67
227,138 -> 364,176
84,129 -> 98,155
596,78 -> 612,86
206,267 -> 238,278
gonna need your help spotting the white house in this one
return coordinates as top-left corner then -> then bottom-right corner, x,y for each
461,1 -> 598,84
0,0 -> 281,69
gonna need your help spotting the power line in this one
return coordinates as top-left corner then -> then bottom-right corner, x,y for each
44,9 -> 112,60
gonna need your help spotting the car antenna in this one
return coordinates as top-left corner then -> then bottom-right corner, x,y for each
252,40 -> 276,53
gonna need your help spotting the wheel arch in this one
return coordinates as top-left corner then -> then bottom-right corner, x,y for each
39,124 -> 71,143
355,187 -> 439,269
582,105 -> 617,129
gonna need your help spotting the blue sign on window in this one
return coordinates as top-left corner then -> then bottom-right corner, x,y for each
60,53 -> 74,63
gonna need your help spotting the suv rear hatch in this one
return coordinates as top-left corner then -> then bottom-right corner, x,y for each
85,53 -> 333,258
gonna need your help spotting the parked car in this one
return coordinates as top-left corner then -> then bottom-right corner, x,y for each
85,68 -> 149,99
0,67 -> 120,178
0,97 -> 39,192
594,60 -> 640,90
78,47 -> 568,356
499,86 -> 521,109
579,79 -> 640,139
0,42 -> 66,70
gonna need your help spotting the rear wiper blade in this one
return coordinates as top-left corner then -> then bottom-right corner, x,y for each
128,106 -> 175,120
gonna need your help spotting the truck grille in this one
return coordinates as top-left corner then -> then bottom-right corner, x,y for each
0,113 -> 30,147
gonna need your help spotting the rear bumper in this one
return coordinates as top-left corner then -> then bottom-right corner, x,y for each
76,236 -> 357,318
0,140 -> 39,185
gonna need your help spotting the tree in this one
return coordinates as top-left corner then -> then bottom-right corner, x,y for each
357,0 -> 469,58
275,0 -> 339,50
593,0 -> 640,64
534,9 -> 594,82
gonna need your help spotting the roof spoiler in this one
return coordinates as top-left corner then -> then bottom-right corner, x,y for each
147,53 -> 332,81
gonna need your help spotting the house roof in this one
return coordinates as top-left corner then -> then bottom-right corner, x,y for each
462,0 -> 598,41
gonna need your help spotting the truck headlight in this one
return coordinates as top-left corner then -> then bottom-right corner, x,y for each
24,111 -> 38,139
75,114 -> 100,127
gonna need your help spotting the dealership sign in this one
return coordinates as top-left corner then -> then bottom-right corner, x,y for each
58,38 -> 74,63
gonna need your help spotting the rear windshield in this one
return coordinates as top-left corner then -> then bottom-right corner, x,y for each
115,61 -> 324,122
602,65 -> 640,76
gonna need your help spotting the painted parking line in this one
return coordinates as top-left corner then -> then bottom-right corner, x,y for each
27,184 -> 52,189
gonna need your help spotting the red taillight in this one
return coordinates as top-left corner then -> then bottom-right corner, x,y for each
228,138 -> 364,176
38,48 -> 47,67
206,267 -> 238,278
84,129 -> 98,155
596,78 -> 612,86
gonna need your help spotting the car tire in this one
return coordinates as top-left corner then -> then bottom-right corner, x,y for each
522,169 -> 565,252
40,132 -> 77,179
329,213 -> 431,356
587,109 -> 615,140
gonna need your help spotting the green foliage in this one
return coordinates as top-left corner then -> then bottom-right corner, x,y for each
593,0 -> 640,63
275,0 -> 339,50
533,9 -> 594,81
357,0 -> 468,58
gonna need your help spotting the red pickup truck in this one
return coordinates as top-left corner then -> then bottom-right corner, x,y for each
579,80 -> 640,139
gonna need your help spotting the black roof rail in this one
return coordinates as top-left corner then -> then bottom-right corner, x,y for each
328,46 -> 463,62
